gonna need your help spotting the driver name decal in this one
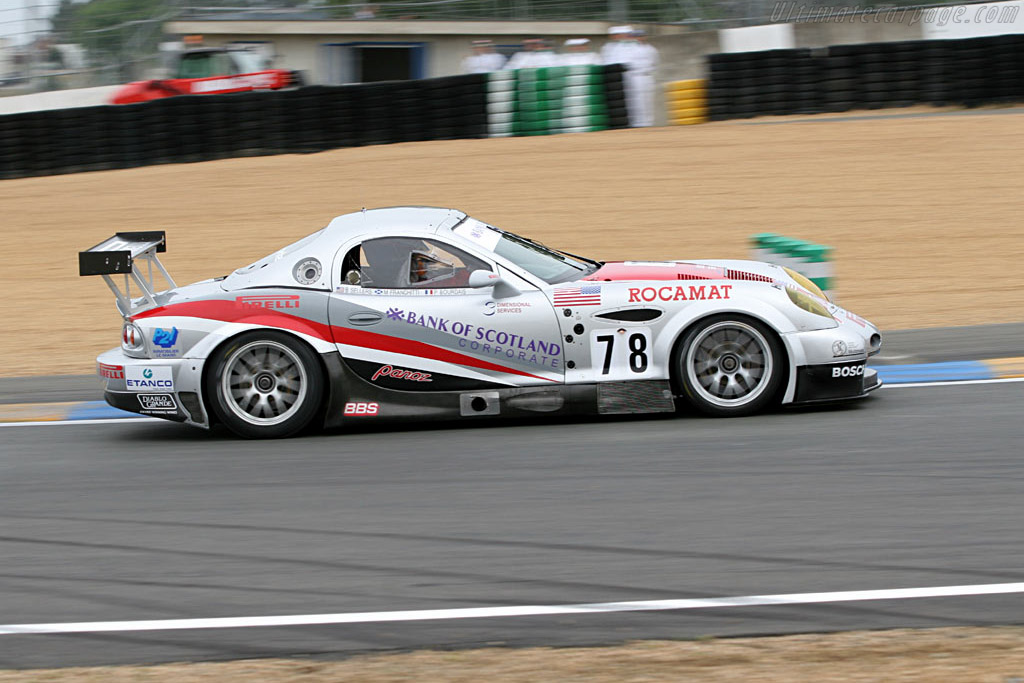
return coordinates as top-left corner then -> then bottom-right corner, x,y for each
627,284 -> 733,303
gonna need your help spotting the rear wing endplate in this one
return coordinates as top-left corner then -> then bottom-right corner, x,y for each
79,232 -> 176,314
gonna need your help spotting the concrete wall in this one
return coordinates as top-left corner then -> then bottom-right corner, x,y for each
210,33 -> 615,83
0,85 -> 120,114
650,29 -> 719,83
792,17 -> 922,47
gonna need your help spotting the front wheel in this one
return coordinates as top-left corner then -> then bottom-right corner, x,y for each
673,315 -> 785,417
207,331 -> 324,438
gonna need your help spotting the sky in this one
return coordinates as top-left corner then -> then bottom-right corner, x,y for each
0,0 -> 59,45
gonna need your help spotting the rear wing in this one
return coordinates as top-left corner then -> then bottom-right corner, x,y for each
79,232 -> 176,315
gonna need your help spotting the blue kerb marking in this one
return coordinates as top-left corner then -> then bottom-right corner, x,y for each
874,361 -> 994,384
65,401 -> 142,421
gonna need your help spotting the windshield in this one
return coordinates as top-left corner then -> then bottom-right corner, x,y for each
453,219 -> 598,284
231,50 -> 267,73
177,50 -> 265,79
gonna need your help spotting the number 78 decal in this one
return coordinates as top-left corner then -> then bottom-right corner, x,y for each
590,328 -> 654,380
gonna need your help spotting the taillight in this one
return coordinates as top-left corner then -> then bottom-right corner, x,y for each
122,322 -> 145,351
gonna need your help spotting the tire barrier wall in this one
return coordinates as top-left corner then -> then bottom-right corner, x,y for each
665,79 -> 708,125
707,34 -> 1024,121
0,74 -> 489,180
487,64 -> 628,137
0,66 -> 629,180
750,233 -> 835,299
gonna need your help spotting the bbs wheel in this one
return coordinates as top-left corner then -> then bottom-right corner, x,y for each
208,331 -> 324,438
674,315 -> 785,417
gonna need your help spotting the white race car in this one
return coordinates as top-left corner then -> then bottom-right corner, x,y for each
80,207 -> 881,438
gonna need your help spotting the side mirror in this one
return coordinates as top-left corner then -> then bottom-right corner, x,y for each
468,269 -> 521,299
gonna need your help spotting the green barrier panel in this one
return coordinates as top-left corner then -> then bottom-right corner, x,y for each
488,65 -> 610,137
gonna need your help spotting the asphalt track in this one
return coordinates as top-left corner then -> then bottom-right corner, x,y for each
1,376 -> 1023,669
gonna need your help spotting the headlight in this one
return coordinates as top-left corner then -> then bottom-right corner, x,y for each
786,287 -> 834,319
783,267 -> 830,302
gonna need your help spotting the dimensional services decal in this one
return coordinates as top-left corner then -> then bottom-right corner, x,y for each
483,300 -> 532,316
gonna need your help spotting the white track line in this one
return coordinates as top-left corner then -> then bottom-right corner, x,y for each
2,377 -> 1021,429
3,582 -> 1024,635
883,377 -> 1024,388
0,417 -> 160,428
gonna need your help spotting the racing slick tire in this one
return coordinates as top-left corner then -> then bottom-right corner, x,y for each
207,331 -> 324,439
673,315 -> 785,417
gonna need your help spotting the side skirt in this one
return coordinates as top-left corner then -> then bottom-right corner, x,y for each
320,353 -> 677,429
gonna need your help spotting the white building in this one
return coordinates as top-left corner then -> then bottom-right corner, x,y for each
163,19 -> 687,84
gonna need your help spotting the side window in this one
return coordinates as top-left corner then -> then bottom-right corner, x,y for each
344,237 -> 490,289
178,54 -> 212,79
212,52 -> 233,76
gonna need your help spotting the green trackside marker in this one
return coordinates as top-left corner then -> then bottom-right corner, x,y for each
782,238 -> 808,258
749,234 -> 836,299
794,243 -> 830,262
768,237 -> 798,271
749,233 -> 778,263
794,243 -> 834,293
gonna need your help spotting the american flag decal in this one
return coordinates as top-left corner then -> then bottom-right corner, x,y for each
553,284 -> 602,306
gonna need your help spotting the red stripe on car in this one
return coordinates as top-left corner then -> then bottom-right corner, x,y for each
133,300 -> 334,341
133,300 -> 555,382
333,327 -> 555,383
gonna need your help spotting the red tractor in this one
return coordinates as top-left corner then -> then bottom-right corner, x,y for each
110,46 -> 303,104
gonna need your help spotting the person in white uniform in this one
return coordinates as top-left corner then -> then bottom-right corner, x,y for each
600,25 -> 659,127
628,28 -> 659,127
559,38 -> 601,66
504,38 -> 560,70
461,39 -> 507,74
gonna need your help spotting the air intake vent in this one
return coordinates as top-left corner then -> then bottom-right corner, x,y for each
598,381 -> 675,414
594,308 -> 663,323
726,269 -> 774,283
178,392 -> 205,423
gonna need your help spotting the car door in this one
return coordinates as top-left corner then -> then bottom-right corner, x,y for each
328,235 -> 564,392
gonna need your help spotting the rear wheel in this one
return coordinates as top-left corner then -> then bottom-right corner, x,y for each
208,331 -> 323,438
674,315 -> 785,417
